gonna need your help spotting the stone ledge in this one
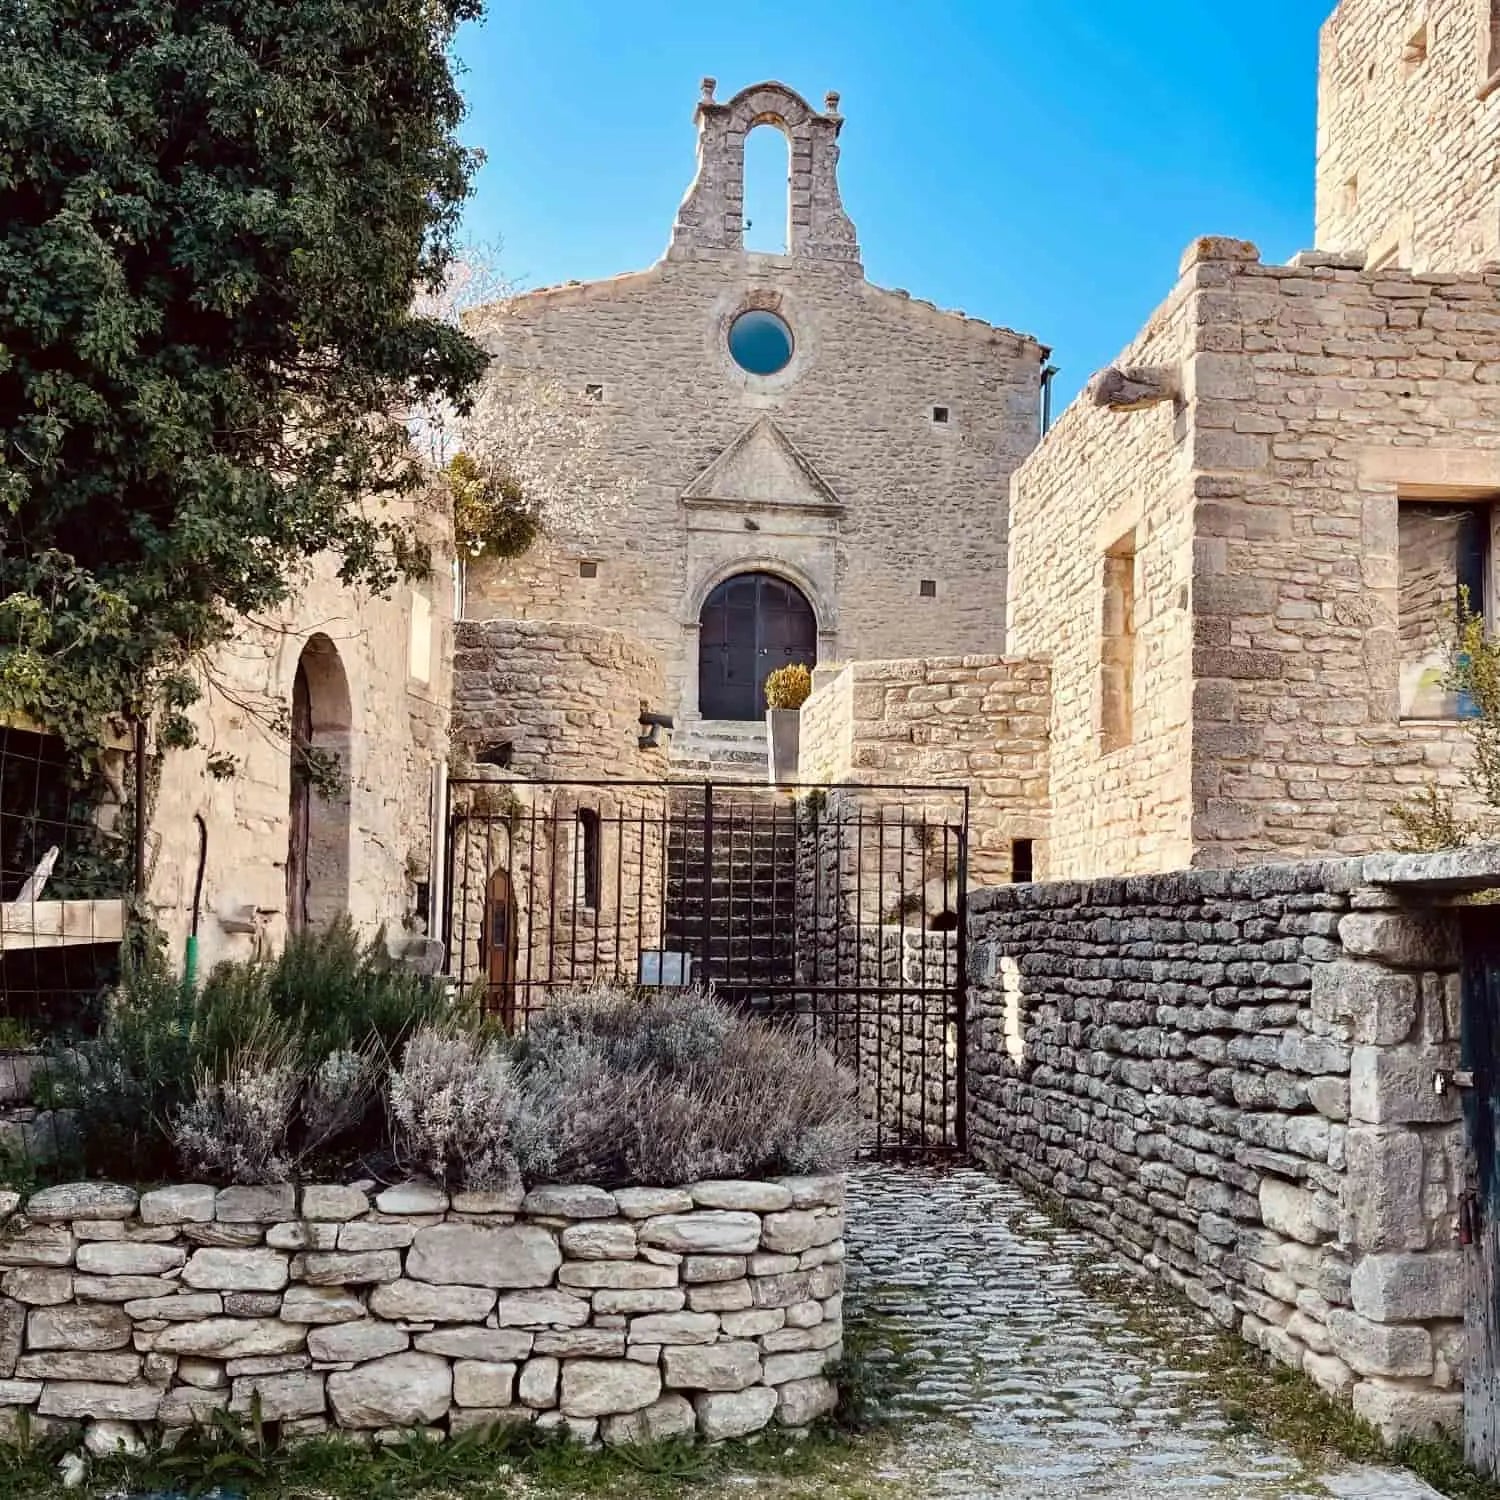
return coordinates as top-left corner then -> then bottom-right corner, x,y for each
1361,842 -> 1500,894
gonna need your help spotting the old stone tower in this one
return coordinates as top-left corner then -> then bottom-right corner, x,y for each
462,79 -> 1046,764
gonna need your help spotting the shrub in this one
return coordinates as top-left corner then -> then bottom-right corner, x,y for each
172,1050 -> 300,1185
764,663 -> 813,711
388,1025 -> 519,1191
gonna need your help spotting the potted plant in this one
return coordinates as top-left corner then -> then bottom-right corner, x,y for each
764,663 -> 812,786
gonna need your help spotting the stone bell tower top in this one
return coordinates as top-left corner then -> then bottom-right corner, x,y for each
668,78 -> 862,270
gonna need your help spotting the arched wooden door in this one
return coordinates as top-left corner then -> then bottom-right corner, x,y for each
482,871 -> 519,1029
698,573 -> 817,721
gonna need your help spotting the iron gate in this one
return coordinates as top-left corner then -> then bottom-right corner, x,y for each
442,778 -> 969,1156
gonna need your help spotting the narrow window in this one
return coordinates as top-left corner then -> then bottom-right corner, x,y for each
932,405 -> 950,425
477,741 -> 513,769
1398,501 -> 1491,717
579,560 -> 598,579
1100,530 -> 1138,752
575,808 -> 601,910
1011,839 -> 1035,884
584,383 -> 604,402
1489,0 -> 1500,79
1343,174 -> 1360,215
742,124 -> 791,254
919,579 -> 937,598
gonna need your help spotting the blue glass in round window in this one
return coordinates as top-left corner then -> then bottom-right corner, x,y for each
728,309 -> 794,375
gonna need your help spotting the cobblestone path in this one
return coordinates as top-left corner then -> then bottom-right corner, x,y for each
845,1164 -> 1443,1500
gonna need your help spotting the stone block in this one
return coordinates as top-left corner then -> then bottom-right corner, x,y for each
373,1183 -> 449,1215
682,1255 -> 746,1283
182,1249 -> 289,1292
1350,1252 -> 1464,1322
559,1358 -> 661,1418
638,1212 -> 762,1255
662,1340 -> 760,1392
37,1381 -> 162,1421
518,1356 -> 559,1409
593,1288 -> 685,1316
688,1181 -> 791,1212
491,1289 -> 592,1327
1337,913 -> 1460,969
307,1322 -> 409,1363
367,1280 -> 496,1323
1352,1380 -> 1462,1443
300,1185 -> 370,1221
1310,963 -> 1417,1045
28,1304 -> 131,1351
279,1286 -> 365,1324
215,1186 -> 295,1223
406,1224 -> 560,1288
336,1222 -> 414,1252
1327,1309 -> 1432,1377
520,1186 -> 616,1219
557,1260 -> 676,1290
0,1226 -> 73,1267
75,1243 -> 184,1277
292,1251 -> 403,1286
775,1375 -> 838,1426
327,1352 -> 452,1428
1258,1181 -> 1323,1246
415,1328 -> 533,1362
559,1222 -> 637,1260
138,1185 -> 216,1226
453,1360 -> 516,1407
687,1280 -> 753,1313
1342,1128 -> 1425,1252
600,1392 -> 695,1446
16,1352 -> 141,1383
152,1318 -> 306,1360
25,1184 -> 137,1222
694,1385 -> 777,1439
613,1188 -> 693,1220
629,1312 -> 718,1346
229,1371 -> 326,1421
1,1269 -> 73,1306
1350,1046 -> 1461,1125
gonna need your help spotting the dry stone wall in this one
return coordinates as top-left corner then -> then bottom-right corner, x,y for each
967,856 -> 1466,1443
0,1175 -> 845,1451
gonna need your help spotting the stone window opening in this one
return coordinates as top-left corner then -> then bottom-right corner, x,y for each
1011,838 -> 1034,884
584,383 -> 604,402
931,405 -> 950,425
286,634 -> 352,935
1343,174 -> 1359,216
476,741 -> 513,769
1099,530 -> 1138,754
579,560 -> 598,579
1398,499 -> 1494,719
919,579 -> 937,598
741,121 -> 791,255
573,808 -> 602,912
1487,0 -> 1500,85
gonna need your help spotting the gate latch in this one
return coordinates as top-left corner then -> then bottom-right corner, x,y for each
1434,1069 -> 1476,1097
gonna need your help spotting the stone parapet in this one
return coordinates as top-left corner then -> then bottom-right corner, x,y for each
0,1174 -> 845,1451
967,857 -> 1469,1443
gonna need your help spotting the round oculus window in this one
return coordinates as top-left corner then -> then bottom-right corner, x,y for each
728,309 -> 794,376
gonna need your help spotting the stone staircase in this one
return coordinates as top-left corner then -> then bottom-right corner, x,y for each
663,784 -> 799,997
667,719 -> 768,783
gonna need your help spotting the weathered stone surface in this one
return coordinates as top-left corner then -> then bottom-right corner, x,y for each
26,1184 -> 137,1223
305,1319 -> 409,1363
721,1308 -> 784,1338
182,1248 -> 289,1292
138,1185 -> 216,1226
1338,913 -> 1459,969
688,1181 -> 791,1212
406,1224 -> 560,1288
215,1185 -> 295,1223
301,1185 -> 370,1221
337,1222 -> 415,1252
521,1186 -> 616,1219
1342,1128 -> 1425,1252
225,1353 -> 309,1377
0,1226 -> 75,1267
682,1255 -> 747,1284
687,1280 -> 753,1313
629,1311 -> 718,1346
83,1418 -> 145,1456
451,1185 -> 526,1214
152,1318 -> 306,1360
28,1304 -> 130,1351
601,1392 -> 696,1446
775,1176 -> 845,1210
280,1286 -> 366,1324
181,1223 -> 264,1248
367,1279 -> 496,1323
230,1371 -> 325,1420
1310,963 -> 1418,1045
557,1260 -> 675,1290
775,1375 -> 837,1426
1,1268 -> 73,1306
415,1327 -> 532,1361
759,1210 -> 827,1254
613,1188 -> 693,1220
73,1275 -> 178,1303
534,1328 -> 626,1358
518,1355 -> 559,1408
1352,1380 -> 1462,1443
1350,1045 -> 1462,1125
453,1359 -> 516,1407
177,1358 -> 227,1389
559,1358 -> 661,1418
292,1251 -> 403,1286
662,1341 -> 760,1392
559,1221 -> 637,1260
37,1381 -> 163,1420
638,1212 -> 762,1255
327,1352 -> 452,1428
75,1242 -> 185,1277
1328,1309 -> 1432,1377
1258,1180 -> 1323,1247
763,1347 -> 839,1384
694,1385 -> 777,1439
1351,1252 -> 1464,1323
157,1386 -> 231,1425
0,1379 -> 42,1404
266,1222 -> 338,1251
491,1289 -> 591,1327
16,1352 -> 141,1382
592,1288 -> 685,1316
374,1183 -> 449,1215
0,1296 -> 23,1378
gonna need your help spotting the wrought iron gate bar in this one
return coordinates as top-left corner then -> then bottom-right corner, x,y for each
443,776 -> 968,1159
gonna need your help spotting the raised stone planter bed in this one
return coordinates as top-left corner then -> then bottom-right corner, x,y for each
0,1174 -> 845,1451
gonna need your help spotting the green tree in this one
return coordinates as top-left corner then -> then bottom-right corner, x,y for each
0,0 -> 490,754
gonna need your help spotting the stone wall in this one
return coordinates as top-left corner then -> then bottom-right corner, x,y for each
460,80 -> 1044,729
1316,0 -> 1500,272
1008,236 -> 1497,878
800,657 -> 1050,886
147,491 -> 454,973
967,854 -> 1470,1442
0,1174 -> 845,1451
452,618 -> 667,782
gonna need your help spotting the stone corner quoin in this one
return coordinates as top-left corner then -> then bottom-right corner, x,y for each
0,1173 -> 846,1448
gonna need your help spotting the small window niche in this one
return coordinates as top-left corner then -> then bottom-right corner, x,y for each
1398,500 -> 1491,718
579,560 -> 598,579
1342,174 -> 1360,216
1011,838 -> 1035,884
1402,21 -> 1429,72
919,579 -> 937,598
1100,529 -> 1138,753
574,808 -> 602,911
584,383 -> 604,403
1486,0 -> 1500,92
931,405 -> 950,425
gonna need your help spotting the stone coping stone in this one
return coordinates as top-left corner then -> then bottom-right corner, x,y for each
1362,842 -> 1500,892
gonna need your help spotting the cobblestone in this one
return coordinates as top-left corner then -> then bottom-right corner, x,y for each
846,1165 -> 1442,1499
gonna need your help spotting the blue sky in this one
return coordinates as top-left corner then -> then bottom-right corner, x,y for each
454,0 -> 1329,408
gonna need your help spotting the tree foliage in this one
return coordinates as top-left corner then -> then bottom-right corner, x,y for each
0,0 -> 490,753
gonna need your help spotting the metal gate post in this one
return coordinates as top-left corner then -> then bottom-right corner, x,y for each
700,780 -> 714,988
953,787 -> 971,1155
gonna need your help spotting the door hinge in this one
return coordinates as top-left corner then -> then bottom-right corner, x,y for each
1434,1068 -> 1476,1097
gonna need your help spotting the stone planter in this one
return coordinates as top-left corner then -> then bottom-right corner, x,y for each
765,709 -> 800,786
0,1173 -> 845,1454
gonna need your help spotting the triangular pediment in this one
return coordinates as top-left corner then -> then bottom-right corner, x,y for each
682,418 -> 843,513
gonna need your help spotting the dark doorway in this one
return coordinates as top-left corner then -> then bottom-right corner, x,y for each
481,870 -> 518,1030
698,572 -> 817,721
286,635 -> 352,935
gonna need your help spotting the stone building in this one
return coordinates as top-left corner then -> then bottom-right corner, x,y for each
461,79 -> 1047,762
